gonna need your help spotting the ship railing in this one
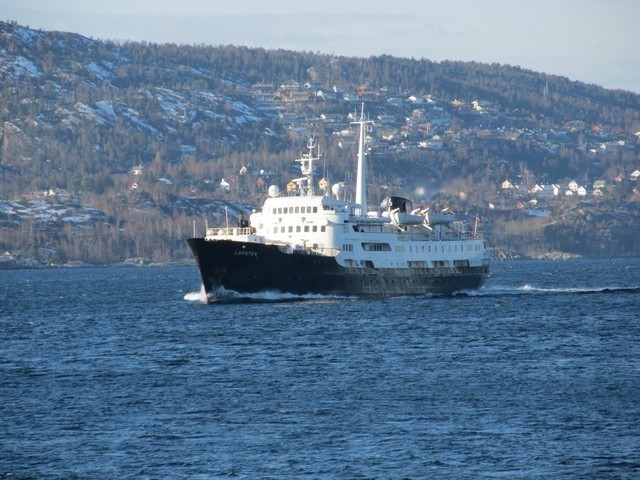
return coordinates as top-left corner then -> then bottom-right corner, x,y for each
443,228 -> 485,241
396,226 -> 483,241
445,221 -> 484,240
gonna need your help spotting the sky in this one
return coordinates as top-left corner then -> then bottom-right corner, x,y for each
2,0 -> 639,93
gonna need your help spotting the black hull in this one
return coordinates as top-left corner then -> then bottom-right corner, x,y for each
187,238 -> 489,300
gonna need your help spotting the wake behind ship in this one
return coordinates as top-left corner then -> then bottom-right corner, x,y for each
187,107 -> 491,301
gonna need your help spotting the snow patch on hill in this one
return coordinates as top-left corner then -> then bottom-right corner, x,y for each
0,199 -> 108,228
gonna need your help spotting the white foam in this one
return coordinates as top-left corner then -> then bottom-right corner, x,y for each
183,284 -> 207,303
208,286 -> 349,303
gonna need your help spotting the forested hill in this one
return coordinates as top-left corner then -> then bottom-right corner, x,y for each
1,20 -> 639,265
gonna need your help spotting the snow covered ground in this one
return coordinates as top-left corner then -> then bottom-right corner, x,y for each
0,199 -> 108,228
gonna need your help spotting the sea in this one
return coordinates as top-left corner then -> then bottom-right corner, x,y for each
1,258 -> 639,479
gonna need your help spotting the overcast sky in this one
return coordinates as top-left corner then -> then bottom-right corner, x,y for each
3,0 -> 639,93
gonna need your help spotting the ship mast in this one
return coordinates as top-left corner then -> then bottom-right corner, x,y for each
353,104 -> 374,215
294,137 -> 320,196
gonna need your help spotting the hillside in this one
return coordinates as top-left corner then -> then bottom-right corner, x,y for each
1,20 -> 639,266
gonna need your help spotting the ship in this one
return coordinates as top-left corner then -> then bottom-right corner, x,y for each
187,106 -> 491,301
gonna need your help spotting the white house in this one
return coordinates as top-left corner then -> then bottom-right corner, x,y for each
568,180 -> 579,192
531,184 -> 559,197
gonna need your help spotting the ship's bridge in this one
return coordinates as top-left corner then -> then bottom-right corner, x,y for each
248,195 -> 350,250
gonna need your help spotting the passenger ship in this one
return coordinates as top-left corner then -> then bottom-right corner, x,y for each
187,107 -> 491,301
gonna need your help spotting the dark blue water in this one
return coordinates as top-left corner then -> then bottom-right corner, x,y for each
1,259 -> 639,479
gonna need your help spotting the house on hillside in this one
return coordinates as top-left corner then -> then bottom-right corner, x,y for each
44,188 -> 73,199
565,185 -> 587,196
567,180 -> 579,192
500,180 -> 517,197
501,180 -> 515,190
592,180 -> 606,197
531,184 -> 559,197
252,83 -> 275,95
472,100 -> 496,114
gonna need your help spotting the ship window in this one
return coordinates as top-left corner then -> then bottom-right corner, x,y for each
278,208 -> 282,214
296,226 -> 301,232
312,226 -> 317,232
408,261 -> 427,268
313,206 -> 318,213
362,243 -> 392,251
321,226 -> 326,232
304,226 -> 309,232
295,207 -> 299,213
280,226 -> 285,233
288,226 -> 293,233
343,244 -> 353,251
